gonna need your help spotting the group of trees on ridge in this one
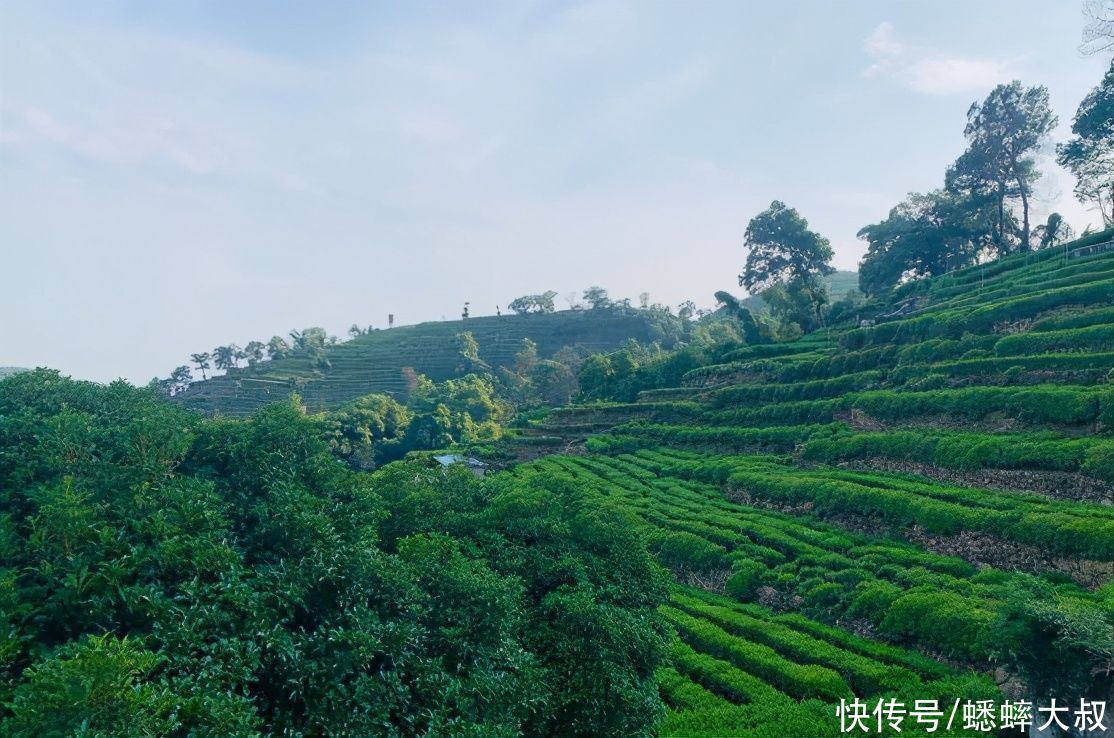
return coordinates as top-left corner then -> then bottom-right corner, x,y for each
504,287 -> 695,316
158,328 -> 339,396
726,65 -> 1112,336
858,70 -> 1110,296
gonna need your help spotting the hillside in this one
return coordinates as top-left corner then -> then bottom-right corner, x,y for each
511,231 -> 1114,735
4,240 -> 1111,737
176,307 -> 683,416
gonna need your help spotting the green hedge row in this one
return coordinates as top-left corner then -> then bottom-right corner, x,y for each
720,343 -> 828,362
893,351 -> 1114,382
801,428 -> 1114,485
659,650 -> 835,738
614,374 -> 1110,454
898,228 -> 1112,294
720,468 -> 1113,559
1032,305 -> 1114,332
687,348 -> 894,387
527,454 -> 1107,669
843,279 -> 1114,349
994,324 -> 1114,356
677,588 -> 957,680
704,399 -> 843,428
939,265 -> 1114,313
662,606 -> 852,702
603,422 -> 820,452
895,335 -> 999,365
666,640 -> 784,705
671,594 -> 918,695
710,372 -> 883,407
701,384 -> 1114,428
681,352 -> 833,383
850,385 -> 1113,425
600,449 -> 1106,578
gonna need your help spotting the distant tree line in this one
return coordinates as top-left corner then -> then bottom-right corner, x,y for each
504,286 -> 702,321
156,327 -> 344,396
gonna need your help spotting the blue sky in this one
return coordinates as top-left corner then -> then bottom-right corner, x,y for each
2,1 -> 1109,383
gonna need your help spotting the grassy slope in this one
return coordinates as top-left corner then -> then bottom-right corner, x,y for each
176,308 -> 682,416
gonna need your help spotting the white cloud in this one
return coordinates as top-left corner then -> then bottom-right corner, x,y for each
864,21 -> 902,59
862,22 -> 1014,96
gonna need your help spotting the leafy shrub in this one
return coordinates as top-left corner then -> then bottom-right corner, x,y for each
879,591 -> 994,660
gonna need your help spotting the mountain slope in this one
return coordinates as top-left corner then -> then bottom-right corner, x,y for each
176,307 -> 683,416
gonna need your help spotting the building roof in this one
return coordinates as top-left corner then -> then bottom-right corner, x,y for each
432,454 -> 488,468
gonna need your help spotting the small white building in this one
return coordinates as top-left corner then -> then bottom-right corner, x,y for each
432,454 -> 488,477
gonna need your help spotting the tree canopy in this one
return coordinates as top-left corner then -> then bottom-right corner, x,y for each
949,81 -> 1056,250
582,286 -> 612,309
857,190 -> 996,295
508,291 -> 558,315
739,201 -> 834,295
1058,60 -> 1114,225
739,201 -> 834,331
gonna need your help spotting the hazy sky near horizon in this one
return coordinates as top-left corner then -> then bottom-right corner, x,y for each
2,1 -> 1110,383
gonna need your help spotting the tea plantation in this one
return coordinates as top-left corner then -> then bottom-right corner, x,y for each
4,235 -> 1111,736
513,231 -> 1114,736
176,308 -> 683,416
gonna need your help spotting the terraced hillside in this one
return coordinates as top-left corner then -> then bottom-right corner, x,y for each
514,232 -> 1114,736
177,308 -> 682,416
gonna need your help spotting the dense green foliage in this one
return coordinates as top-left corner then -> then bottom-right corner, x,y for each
739,201 -> 835,332
0,370 -> 671,736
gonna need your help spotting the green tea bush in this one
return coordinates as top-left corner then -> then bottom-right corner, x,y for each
663,606 -> 851,702
1032,305 -> 1114,332
878,590 -> 995,661
671,595 -> 918,695
994,324 -> 1114,356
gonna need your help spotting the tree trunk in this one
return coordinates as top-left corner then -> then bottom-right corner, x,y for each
996,187 -> 1005,253
1017,173 -> 1031,251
